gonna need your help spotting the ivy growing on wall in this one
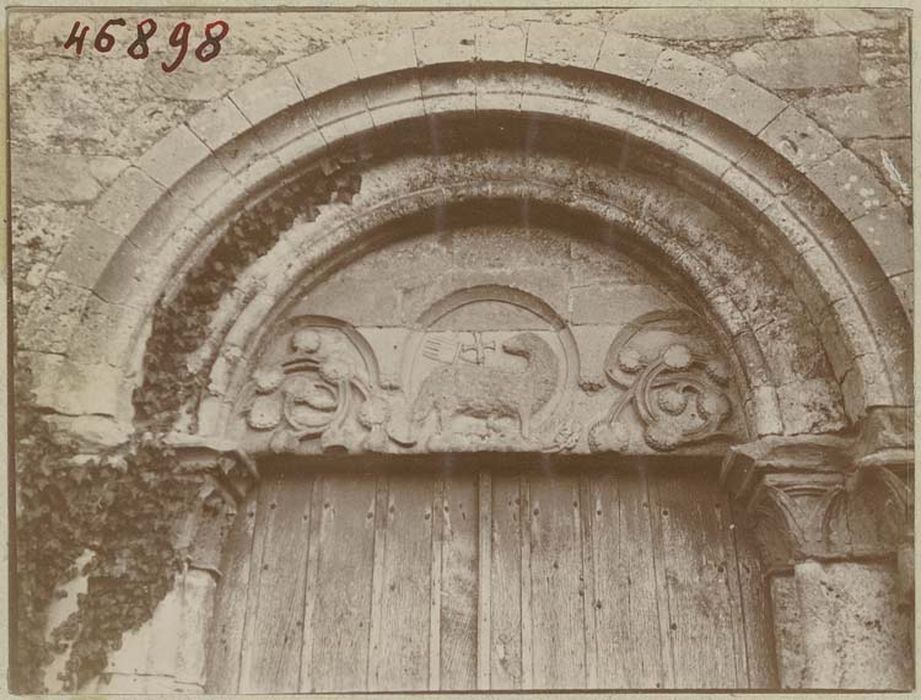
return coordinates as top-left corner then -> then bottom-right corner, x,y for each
13,155 -> 364,693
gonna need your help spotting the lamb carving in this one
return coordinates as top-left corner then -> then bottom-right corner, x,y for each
411,331 -> 559,440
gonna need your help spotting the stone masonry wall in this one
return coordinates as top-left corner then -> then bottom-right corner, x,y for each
10,7 -> 912,345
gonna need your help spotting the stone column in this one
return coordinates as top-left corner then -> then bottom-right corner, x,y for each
722,421 -> 913,690
83,437 -> 259,693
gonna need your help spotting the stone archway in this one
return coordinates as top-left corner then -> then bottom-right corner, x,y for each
20,19 -> 912,693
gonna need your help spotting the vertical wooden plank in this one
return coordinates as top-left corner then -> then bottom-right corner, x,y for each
731,498 -> 780,688
652,469 -> 739,688
519,475 -> 533,689
428,478 -> 443,690
591,467 -> 666,688
644,468 -> 677,688
366,476 -> 388,689
713,488 -> 754,687
439,473 -> 478,690
369,473 -> 434,691
489,472 -> 521,689
577,472 -> 598,688
204,489 -> 257,693
238,470 -> 314,693
476,471 -> 492,690
301,474 -> 377,692
297,477 -> 322,692
529,471 -> 586,689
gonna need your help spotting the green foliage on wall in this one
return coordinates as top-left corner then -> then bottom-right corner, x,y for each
13,155 -> 363,692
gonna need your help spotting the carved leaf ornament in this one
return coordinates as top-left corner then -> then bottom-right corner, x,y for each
589,311 -> 733,452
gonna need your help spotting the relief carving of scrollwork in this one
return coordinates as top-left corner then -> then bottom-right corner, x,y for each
230,298 -> 742,456
239,318 -> 413,454
588,310 -> 736,453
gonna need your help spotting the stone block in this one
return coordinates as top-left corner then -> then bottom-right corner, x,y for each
525,21 -> 604,69
229,65 -> 304,125
87,167 -> 165,241
744,385 -> 784,437
307,89 -> 375,146
776,378 -> 847,435
69,296 -> 147,370
476,24 -> 526,63
18,279 -> 90,354
799,87 -> 910,141
609,8 -> 765,40
287,43 -> 359,100
731,36 -> 861,89
418,69 -> 477,115
758,107 -> 841,170
50,221 -> 125,290
186,96 -> 251,154
11,151 -> 101,203
802,148 -> 893,221
794,561 -> 912,689
570,283 -> 673,325
888,271 -> 912,318
137,124 -> 213,190
647,49 -> 728,106
813,8 -> 906,35
594,32 -> 663,84
364,74 -> 425,128
348,30 -> 417,78
848,138 -> 911,205
705,74 -> 785,135
254,105 -> 326,158
851,202 -> 912,278
413,24 -> 475,66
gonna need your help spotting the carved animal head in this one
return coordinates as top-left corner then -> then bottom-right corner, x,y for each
501,331 -> 545,357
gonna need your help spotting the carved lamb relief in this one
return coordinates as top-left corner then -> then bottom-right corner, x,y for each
230,292 -> 741,456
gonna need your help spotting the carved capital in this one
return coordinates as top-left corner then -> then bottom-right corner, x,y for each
166,435 -> 260,578
720,434 -> 910,569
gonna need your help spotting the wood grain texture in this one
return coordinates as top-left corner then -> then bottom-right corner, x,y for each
489,472 -> 522,689
204,490 -> 257,693
476,471 -> 493,690
732,496 -> 780,688
439,474 -> 478,690
651,470 -> 740,688
212,461 -> 776,693
369,474 -> 433,691
302,474 -> 377,692
238,471 -> 315,693
591,467 -> 667,688
529,472 -> 586,689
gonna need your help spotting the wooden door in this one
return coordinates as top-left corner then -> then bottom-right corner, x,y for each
206,456 -> 776,692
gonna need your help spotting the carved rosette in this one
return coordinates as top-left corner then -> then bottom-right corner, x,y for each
240,324 -> 411,454
589,311 -> 734,453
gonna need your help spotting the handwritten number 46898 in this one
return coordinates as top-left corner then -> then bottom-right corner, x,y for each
64,19 -> 229,73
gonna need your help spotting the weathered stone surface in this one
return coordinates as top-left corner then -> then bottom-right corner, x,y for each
794,561 -> 912,689
594,32 -> 663,83
799,88 -> 910,141
731,36 -> 862,89
610,8 -> 765,40
847,137 -> 911,205
851,203 -> 912,278
758,107 -> 841,170
11,152 -> 102,203
770,575 -> 805,688
813,9 -> 907,35
803,148 -> 893,220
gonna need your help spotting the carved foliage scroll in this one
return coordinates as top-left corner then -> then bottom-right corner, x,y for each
588,311 -> 733,453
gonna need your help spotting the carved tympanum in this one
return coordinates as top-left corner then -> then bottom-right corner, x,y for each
588,311 -> 733,453
230,298 -> 742,455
